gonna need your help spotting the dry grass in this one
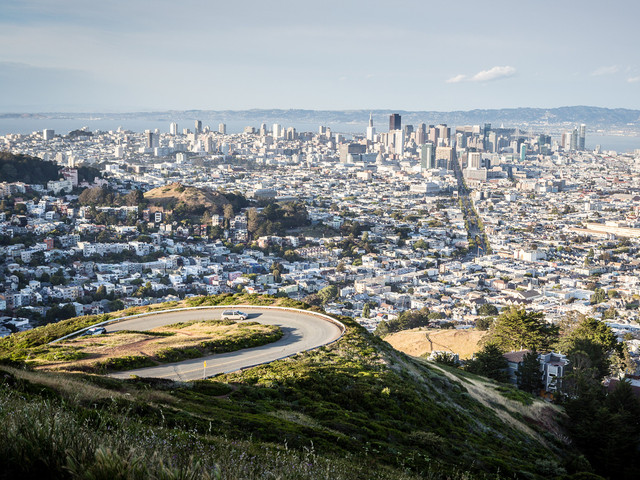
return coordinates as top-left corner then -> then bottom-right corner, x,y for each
33,321 -> 279,373
385,328 -> 486,359
0,365 -> 124,403
420,359 -> 567,448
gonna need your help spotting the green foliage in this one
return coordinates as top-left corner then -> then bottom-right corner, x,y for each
374,308 -> 431,336
317,285 -> 339,304
431,352 -> 458,367
564,379 -> 640,479
475,317 -> 494,331
466,344 -> 509,383
0,151 -> 60,184
483,308 -> 558,352
516,350 -> 543,394
558,317 -> 620,379
477,304 -> 498,316
247,201 -> 310,237
494,385 -> 534,406
590,288 -> 607,305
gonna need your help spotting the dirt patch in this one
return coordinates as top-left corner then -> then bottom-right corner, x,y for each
384,328 -> 486,359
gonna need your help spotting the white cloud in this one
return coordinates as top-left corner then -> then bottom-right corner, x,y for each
446,74 -> 467,83
447,66 -> 516,84
627,76 -> 640,83
591,65 -> 619,76
470,65 -> 516,82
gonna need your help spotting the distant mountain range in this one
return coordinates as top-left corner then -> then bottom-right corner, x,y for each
2,106 -> 640,131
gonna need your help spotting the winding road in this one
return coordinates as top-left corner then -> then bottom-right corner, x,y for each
106,306 -> 344,381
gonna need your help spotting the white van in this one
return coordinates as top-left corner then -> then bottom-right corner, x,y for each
221,310 -> 247,320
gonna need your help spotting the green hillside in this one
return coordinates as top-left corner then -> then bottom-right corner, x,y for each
0,151 -> 60,184
0,294 -> 585,479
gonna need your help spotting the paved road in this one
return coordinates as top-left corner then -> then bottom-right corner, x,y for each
108,307 -> 343,381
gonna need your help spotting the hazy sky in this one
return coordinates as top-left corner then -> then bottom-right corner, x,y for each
1,0 -> 639,112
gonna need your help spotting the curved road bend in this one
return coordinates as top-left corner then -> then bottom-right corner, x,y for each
107,307 -> 342,381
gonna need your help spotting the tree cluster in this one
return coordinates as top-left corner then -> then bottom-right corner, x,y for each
0,152 -> 59,184
374,308 -> 431,336
247,202 -> 309,238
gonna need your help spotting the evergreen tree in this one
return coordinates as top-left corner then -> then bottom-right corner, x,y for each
466,344 -> 509,382
484,307 -> 558,352
517,350 -> 543,394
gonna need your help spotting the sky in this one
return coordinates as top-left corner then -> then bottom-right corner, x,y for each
1,0 -> 639,112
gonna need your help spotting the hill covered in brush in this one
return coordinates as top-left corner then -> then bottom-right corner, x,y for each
0,294 -> 589,479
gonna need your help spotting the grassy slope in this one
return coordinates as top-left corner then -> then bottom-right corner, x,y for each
0,295 -> 578,479
143,183 -> 230,209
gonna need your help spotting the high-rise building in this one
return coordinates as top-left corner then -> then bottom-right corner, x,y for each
579,124 -> 586,150
468,152 -> 482,169
273,123 -> 281,139
389,113 -> 401,131
219,123 -> 227,134
195,120 -> 202,134
366,113 -> 376,142
169,122 -> 178,135
570,128 -> 578,151
435,146 -> 455,169
436,124 -> 450,145
393,130 -> 404,155
415,124 -> 426,145
420,143 -> 435,170
520,144 -> 527,162
43,129 -> 54,141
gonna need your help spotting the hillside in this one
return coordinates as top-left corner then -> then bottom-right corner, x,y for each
0,294 -> 585,479
385,328 -> 486,359
144,183 -> 231,210
0,151 -> 60,184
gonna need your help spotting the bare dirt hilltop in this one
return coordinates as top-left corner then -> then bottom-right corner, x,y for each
384,328 -> 486,359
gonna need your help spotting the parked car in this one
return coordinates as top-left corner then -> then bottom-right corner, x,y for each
83,327 -> 107,336
221,310 -> 247,321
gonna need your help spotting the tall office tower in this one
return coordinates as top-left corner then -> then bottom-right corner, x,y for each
195,120 -> 202,134
468,152 -> 482,169
436,124 -> 450,145
389,113 -> 401,131
366,113 -> 376,141
394,129 -> 404,154
420,142 -> 435,170
579,124 -> 586,150
259,123 -> 267,136
170,122 -> 178,135
286,127 -> 297,140
403,124 -> 414,137
455,132 -> 466,149
428,125 -> 438,144
43,129 -> 54,141
219,123 -> 227,134
415,123 -> 426,145
145,130 -> 154,148
435,146 -> 455,169
520,143 -> 527,162
273,123 -> 281,139
570,128 -> 578,151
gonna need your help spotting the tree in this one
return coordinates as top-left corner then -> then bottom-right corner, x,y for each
362,303 -> 371,318
466,344 -> 509,382
517,350 -> 543,394
478,303 -> 498,316
590,288 -> 607,304
476,317 -> 494,331
558,317 -> 620,379
318,285 -> 339,304
483,308 -> 558,352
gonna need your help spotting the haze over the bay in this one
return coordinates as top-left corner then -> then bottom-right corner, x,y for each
1,0 -> 639,112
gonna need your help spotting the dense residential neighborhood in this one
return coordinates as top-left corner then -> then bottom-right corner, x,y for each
1,119 -> 640,377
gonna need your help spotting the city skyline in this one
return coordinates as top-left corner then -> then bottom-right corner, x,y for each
1,0 -> 639,112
